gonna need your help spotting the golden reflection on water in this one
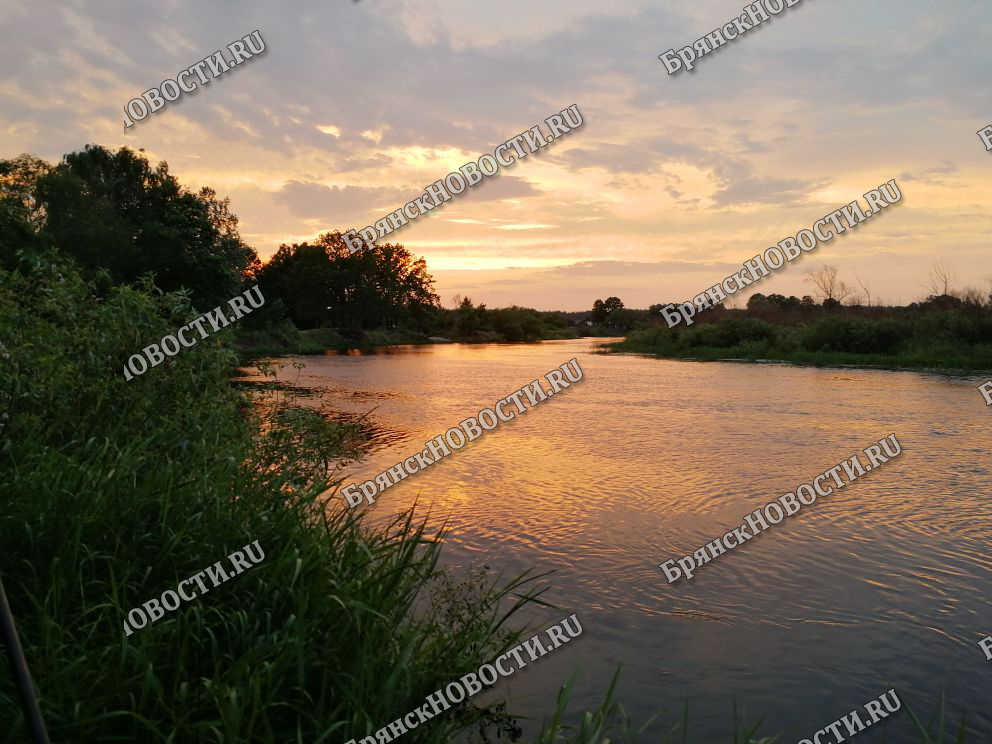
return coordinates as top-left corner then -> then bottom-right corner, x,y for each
242,339 -> 992,740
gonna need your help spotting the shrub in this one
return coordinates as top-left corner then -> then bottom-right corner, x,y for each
801,316 -> 906,354
0,248 -> 543,742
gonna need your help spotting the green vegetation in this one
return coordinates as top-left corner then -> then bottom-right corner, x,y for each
442,296 -> 579,343
535,673 -> 970,743
0,148 -> 256,310
0,248 -> 550,741
255,237 -> 580,345
532,673 -> 782,744
0,146 -> 976,742
611,294 -> 992,372
1,145 -> 578,357
256,235 -> 440,336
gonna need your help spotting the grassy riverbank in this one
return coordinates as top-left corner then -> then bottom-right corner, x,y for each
0,251 -> 549,742
0,252 -> 976,742
611,313 -> 992,373
237,325 -> 581,357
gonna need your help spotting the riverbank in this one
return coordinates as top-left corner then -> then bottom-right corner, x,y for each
236,325 -> 582,357
0,253 -> 556,742
609,314 -> 992,373
607,340 -> 992,374
2,254 -> 981,741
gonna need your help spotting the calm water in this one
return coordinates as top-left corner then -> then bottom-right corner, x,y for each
243,339 -> 992,741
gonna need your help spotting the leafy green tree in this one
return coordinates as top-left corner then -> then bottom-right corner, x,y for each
256,232 -> 439,331
0,155 -> 53,267
747,292 -> 768,310
591,296 -> 624,324
13,145 -> 258,309
455,296 -> 489,337
258,242 -> 336,329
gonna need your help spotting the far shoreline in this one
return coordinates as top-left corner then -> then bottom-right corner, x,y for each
603,340 -> 992,377
237,327 -> 609,358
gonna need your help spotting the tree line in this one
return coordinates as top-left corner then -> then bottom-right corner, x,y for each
1,144 -> 585,346
599,263 -> 992,369
587,260 -> 992,333
0,146 -> 442,334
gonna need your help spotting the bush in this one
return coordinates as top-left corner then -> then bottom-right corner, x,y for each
913,310 -> 992,346
0,249 -> 543,742
801,316 -> 905,354
683,318 -> 777,348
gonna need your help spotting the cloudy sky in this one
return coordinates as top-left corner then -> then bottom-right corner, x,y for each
3,0 -> 990,310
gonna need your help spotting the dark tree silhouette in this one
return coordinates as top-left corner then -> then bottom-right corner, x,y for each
4,145 -> 258,309
591,296 -> 624,324
256,231 -> 439,331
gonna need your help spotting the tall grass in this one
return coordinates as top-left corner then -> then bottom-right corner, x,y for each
531,672 -> 776,744
533,675 -> 971,744
0,250 -> 546,742
613,314 -> 992,372
0,249 -> 975,742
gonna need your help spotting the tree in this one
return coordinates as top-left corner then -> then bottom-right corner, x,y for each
806,265 -> 853,306
0,154 -> 51,228
16,145 -> 258,309
924,259 -> 956,298
854,272 -> 872,308
604,296 -> 624,314
747,292 -> 768,310
455,296 -> 488,336
256,232 -> 439,331
257,242 -> 336,329
0,155 -> 53,265
591,296 -> 624,325
960,286 -> 986,309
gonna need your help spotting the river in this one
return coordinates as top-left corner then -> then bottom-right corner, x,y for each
242,338 -> 992,741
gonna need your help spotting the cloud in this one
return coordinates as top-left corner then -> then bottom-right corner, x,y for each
710,173 -> 821,207
3,0 -> 992,309
564,144 -> 658,174
898,161 -> 960,186
273,181 -> 408,221
494,223 -> 555,230
456,175 -> 541,203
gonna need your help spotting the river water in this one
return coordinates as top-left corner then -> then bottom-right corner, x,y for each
244,338 -> 992,741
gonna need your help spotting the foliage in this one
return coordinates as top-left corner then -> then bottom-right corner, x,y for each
256,233 -> 439,332
591,297 -> 624,325
1,145 -> 258,310
0,250 -> 546,742
584,297 -> 655,333
799,315 -> 905,354
428,298 -> 578,342
533,675 -> 970,743
613,305 -> 992,371
2,144 -> 589,350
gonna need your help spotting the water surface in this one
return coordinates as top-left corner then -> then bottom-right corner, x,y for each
242,339 -> 992,741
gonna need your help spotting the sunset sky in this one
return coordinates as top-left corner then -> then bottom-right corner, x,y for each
3,0 -> 990,310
